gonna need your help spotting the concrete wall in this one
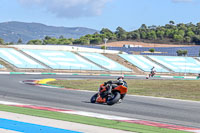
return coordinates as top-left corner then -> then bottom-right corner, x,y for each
12,45 -> 125,54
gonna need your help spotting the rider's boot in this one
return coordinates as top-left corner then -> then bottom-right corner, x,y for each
118,99 -> 122,103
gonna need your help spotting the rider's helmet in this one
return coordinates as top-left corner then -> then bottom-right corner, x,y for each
151,66 -> 155,71
117,76 -> 124,82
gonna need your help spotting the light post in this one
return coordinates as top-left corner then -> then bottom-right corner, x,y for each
184,56 -> 187,76
103,38 -> 108,53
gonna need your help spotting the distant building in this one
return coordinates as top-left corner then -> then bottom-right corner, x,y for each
123,44 -> 142,48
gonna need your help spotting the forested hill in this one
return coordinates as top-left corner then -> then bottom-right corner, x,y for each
72,21 -> 200,45
95,21 -> 200,45
0,21 -> 97,43
26,21 -> 200,46
1,21 -> 200,45
129,22 -> 200,44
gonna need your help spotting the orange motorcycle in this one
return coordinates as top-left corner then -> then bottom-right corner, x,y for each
90,82 -> 127,105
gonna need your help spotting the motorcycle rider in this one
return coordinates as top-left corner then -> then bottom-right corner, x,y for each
197,73 -> 200,79
104,76 -> 127,101
149,66 -> 156,77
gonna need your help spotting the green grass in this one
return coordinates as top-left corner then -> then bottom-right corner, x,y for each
0,104 -> 188,133
49,79 -> 200,101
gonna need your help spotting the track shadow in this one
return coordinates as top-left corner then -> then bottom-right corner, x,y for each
82,100 -> 107,105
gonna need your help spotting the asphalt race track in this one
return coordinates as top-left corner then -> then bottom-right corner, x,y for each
0,74 -> 200,129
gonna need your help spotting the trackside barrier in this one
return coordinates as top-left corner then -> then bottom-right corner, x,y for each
0,72 -> 198,79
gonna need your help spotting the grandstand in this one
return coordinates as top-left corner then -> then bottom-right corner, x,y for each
119,54 -> 169,73
148,55 -> 200,73
45,44 -> 200,57
22,49 -> 103,71
108,46 -> 200,56
0,45 -> 200,75
78,52 -> 131,71
72,45 -> 101,49
0,48 -> 46,69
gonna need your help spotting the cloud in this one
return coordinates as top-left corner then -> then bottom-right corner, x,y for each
18,0 -> 111,18
172,0 -> 194,3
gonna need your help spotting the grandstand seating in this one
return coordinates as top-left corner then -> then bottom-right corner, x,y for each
0,64 -> 3,68
73,45 -> 101,49
148,55 -> 200,73
0,48 -> 45,69
78,52 -> 132,71
108,46 -> 200,56
196,57 -> 200,61
118,54 -> 169,72
67,44 -> 200,56
22,49 -> 103,71
1,46 -> 200,74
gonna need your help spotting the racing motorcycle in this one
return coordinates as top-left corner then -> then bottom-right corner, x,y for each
149,71 -> 155,77
146,71 -> 156,79
90,82 -> 127,105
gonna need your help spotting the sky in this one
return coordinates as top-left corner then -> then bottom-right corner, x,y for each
0,0 -> 200,31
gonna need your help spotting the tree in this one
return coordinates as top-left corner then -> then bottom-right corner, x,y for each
78,38 -> 90,45
165,29 -> 174,38
115,26 -> 127,40
176,50 -> 183,56
186,30 -> 195,37
182,50 -> 188,56
100,28 -> 115,40
140,24 -> 147,31
147,31 -> 157,40
101,46 -> 107,50
176,49 -> 187,56
132,32 -> 140,40
169,20 -> 175,25
5,42 -> 14,45
100,28 -> 113,34
59,35 -> 64,39
156,30 -> 165,39
193,35 -> 200,44
0,38 -> 4,45
148,25 -> 157,30
73,39 -> 81,44
149,48 -> 155,53
177,23 -> 187,31
17,38 -> 23,44
44,36 -> 51,40
127,32 -> 140,40
178,30 -> 185,37
197,22 -> 200,28
43,37 -> 58,44
27,40 -> 42,45
57,38 -> 72,45
43,37 -> 59,44
184,36 -> 191,43
173,34 -> 184,42
140,31 -> 147,39
90,37 -> 102,44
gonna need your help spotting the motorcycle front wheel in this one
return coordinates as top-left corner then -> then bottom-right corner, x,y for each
90,93 -> 98,103
107,92 -> 121,105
